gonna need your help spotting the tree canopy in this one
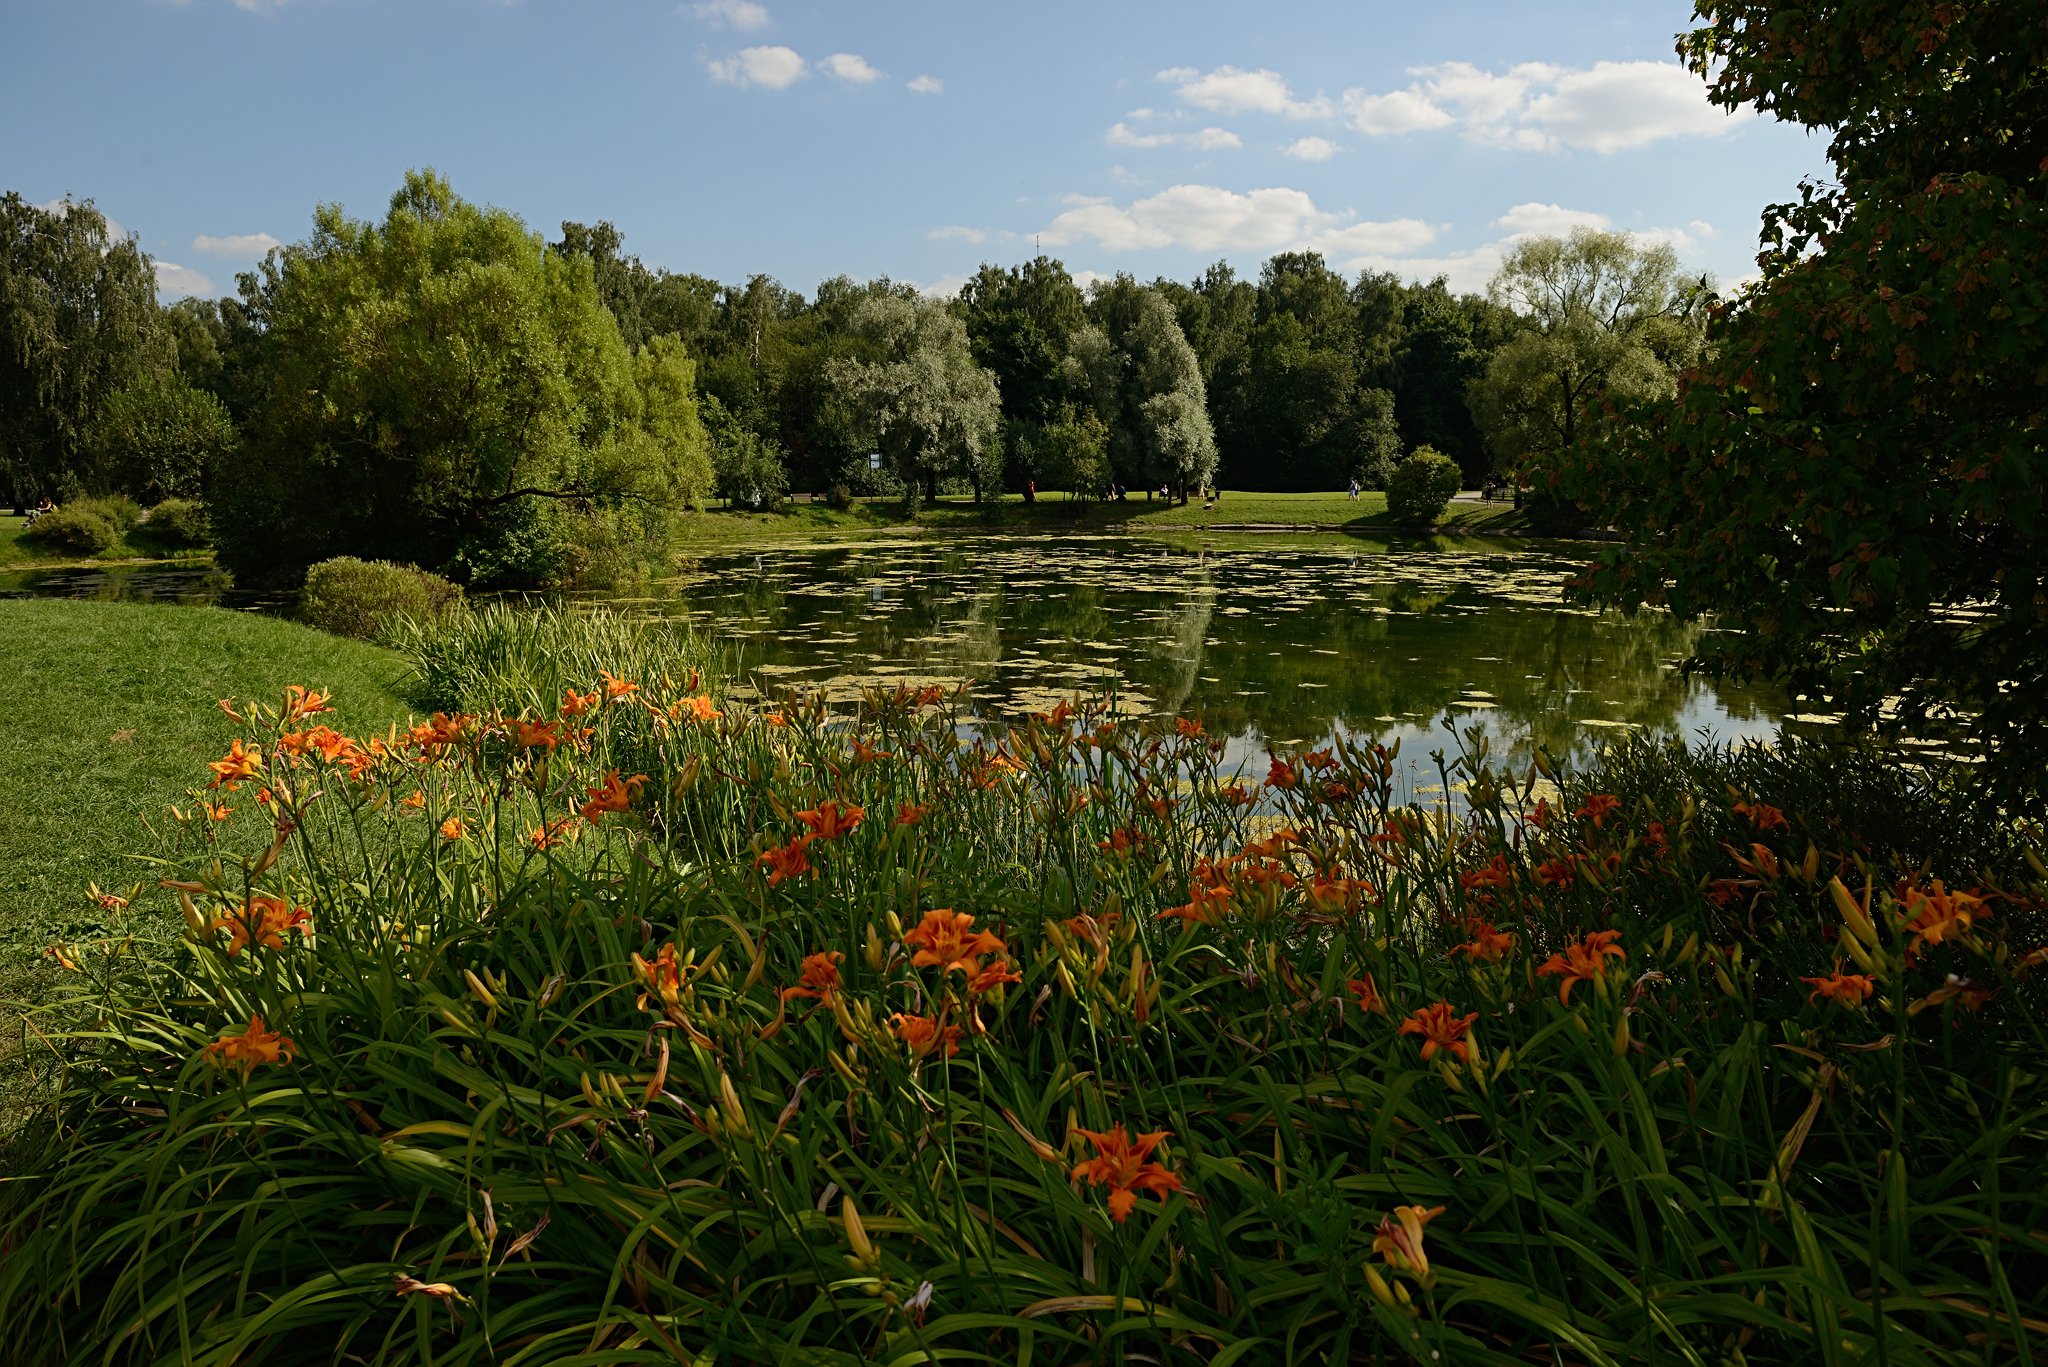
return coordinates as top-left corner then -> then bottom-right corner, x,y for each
1549,1 -> 2048,797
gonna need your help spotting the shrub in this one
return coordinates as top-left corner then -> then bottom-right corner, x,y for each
138,497 -> 209,548
298,556 -> 463,641
1385,445 -> 1463,524
69,493 -> 142,534
20,506 -> 117,555
826,482 -> 854,511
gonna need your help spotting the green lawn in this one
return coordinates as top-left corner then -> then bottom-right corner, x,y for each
0,600 -> 413,971
0,513 -> 213,571
671,489 -> 1529,554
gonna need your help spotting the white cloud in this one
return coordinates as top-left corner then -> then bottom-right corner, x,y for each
1106,122 -> 1241,151
911,272 -> 972,299
1493,202 -> 1611,237
1687,218 -> 1717,237
1157,65 -> 1331,120
820,52 -> 882,84
906,74 -> 943,94
690,0 -> 769,31
1339,246 -> 1505,294
1280,135 -> 1341,162
708,45 -> 806,89
1042,182 -> 1434,262
928,225 -> 987,244
1071,270 -> 1112,292
1341,59 -> 1745,153
154,261 -> 217,300
192,231 -> 280,257
1108,164 -> 1147,187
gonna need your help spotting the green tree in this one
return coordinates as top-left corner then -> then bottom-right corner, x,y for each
215,170 -> 663,585
87,371 -> 236,503
828,294 -> 1001,507
1469,228 -> 1707,476
631,334 -> 715,508
1085,276 -> 1217,501
1551,1 -> 2048,797
0,194 -> 170,507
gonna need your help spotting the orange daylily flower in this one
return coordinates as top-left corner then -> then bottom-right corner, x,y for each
890,1012 -> 964,1059
204,1014 -> 297,1075
1304,875 -> 1373,917
1158,880 -> 1232,925
439,816 -> 467,841
408,712 -> 476,754
559,688 -> 601,718
1802,963 -> 1876,1007
781,950 -> 844,1003
280,685 -> 333,724
1097,826 -> 1148,858
598,670 -> 639,702
1460,854 -> 1513,893
1733,800 -> 1788,832
579,769 -> 647,823
634,943 -> 684,1012
211,894 -> 311,955
675,694 -> 720,723
851,739 -> 894,765
529,816 -> 581,851
904,908 -> 1006,976
402,789 -> 426,811
895,802 -> 929,827
1373,1204 -> 1446,1281
797,800 -> 865,840
1900,879 -> 1985,959
1265,757 -> 1300,790
1537,929 -> 1627,1004
1450,919 -> 1516,963
1576,793 -> 1621,828
1071,1124 -> 1182,1223
967,958 -> 1022,994
509,716 -> 564,751
207,738 -> 264,791
202,800 -> 233,822
757,835 -> 816,887
1174,716 -> 1205,738
1348,974 -> 1388,1016
1398,1001 -> 1478,1062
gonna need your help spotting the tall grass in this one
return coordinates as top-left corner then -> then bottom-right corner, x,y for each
3,619 -> 2043,1364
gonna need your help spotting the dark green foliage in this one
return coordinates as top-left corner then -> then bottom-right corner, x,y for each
825,482 -> 853,511
1554,1 -> 2048,800
1386,446 -> 1463,524
86,371 -> 235,503
21,505 -> 116,555
140,497 -> 209,548
299,556 -> 464,642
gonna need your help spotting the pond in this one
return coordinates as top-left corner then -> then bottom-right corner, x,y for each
617,533 -> 1783,783
4,534 -> 1785,789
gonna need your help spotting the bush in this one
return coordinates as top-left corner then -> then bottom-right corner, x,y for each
138,497 -> 210,548
826,482 -> 854,511
1386,445 -> 1463,524
21,506 -> 117,556
70,493 -> 142,534
298,556 -> 463,642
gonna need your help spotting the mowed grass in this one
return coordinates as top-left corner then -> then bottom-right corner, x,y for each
670,490 -> 1528,554
0,600 -> 412,970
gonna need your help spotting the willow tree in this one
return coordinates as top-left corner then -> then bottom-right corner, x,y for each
829,295 -> 1001,507
216,170 -> 708,585
0,194 -> 170,507
1084,277 -> 1218,502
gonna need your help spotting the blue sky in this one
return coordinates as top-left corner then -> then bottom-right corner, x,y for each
1,0 -> 1830,302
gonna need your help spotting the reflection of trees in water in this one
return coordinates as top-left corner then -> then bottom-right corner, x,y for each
664,542 -> 1780,756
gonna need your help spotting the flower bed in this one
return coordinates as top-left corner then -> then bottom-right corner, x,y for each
5,662 -> 2044,1364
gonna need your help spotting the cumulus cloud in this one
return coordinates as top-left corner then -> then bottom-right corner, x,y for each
690,0 -> 769,30
1342,59 -> 1745,152
1493,202 -> 1611,237
910,272 -> 972,299
928,225 -> 987,243
820,52 -> 882,84
1280,135 -> 1341,162
192,231 -> 280,257
906,74 -> 943,94
1156,65 -> 1332,120
1041,182 -> 1433,262
1106,122 -> 1241,151
708,45 -> 806,89
154,261 -> 218,300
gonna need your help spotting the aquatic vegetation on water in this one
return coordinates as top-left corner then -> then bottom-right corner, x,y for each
6,662 -> 2045,1364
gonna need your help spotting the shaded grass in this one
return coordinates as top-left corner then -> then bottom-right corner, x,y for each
0,600 -> 412,970
670,491 -> 1529,555
0,513 -> 214,571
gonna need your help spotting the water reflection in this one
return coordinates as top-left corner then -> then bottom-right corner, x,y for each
636,536 -> 1781,771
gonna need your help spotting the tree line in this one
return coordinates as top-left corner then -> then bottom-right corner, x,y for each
2,172 -> 1706,585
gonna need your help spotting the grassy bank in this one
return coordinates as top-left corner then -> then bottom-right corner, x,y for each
0,513 -> 214,572
5,608 -> 2039,1363
0,601 -> 411,972
670,490 -> 1530,555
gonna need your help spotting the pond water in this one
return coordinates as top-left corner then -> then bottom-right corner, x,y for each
3,534 -> 1785,788
619,534 -> 1783,781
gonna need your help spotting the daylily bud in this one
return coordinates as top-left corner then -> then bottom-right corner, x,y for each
1612,1013 -> 1631,1057
718,1072 -> 751,1137
1829,878 -> 1881,950
463,969 -> 497,1010
864,924 -> 886,973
